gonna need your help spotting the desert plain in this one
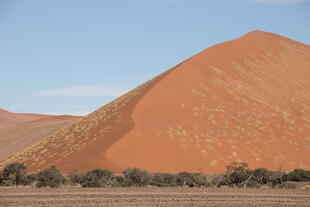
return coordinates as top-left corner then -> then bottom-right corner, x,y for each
1,187 -> 310,207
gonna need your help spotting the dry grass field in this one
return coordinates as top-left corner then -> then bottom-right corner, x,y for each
0,187 -> 309,207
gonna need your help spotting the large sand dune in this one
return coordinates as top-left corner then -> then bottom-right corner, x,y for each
1,30 -> 309,174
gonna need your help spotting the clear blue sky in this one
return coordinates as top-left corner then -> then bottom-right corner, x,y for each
1,0 -> 309,115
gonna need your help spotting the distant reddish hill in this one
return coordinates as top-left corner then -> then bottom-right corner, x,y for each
0,109 -> 52,129
1,30 -> 309,174
0,109 -> 81,162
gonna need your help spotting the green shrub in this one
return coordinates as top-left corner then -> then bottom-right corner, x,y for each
20,174 -> 37,186
2,162 -> 26,186
123,168 -> 151,186
151,173 -> 177,187
3,161 -> 309,189
36,166 -> 66,188
111,175 -> 133,187
68,173 -> 85,185
284,169 -> 310,182
252,168 -> 272,184
81,169 -> 114,187
176,172 -> 194,186
0,171 -> 5,186
176,172 -> 209,187
222,162 -> 252,187
192,174 -> 209,187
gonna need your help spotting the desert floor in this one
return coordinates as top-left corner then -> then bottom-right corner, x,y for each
0,187 -> 310,207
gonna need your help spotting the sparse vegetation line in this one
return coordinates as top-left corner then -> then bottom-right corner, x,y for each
1,162 -> 310,189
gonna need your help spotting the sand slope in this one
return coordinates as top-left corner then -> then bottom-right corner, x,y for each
1,30 -> 309,173
0,109 -> 52,129
0,110 -> 81,162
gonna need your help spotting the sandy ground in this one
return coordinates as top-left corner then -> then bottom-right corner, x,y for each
0,187 -> 309,207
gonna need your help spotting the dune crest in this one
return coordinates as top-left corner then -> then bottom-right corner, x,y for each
0,109 -> 52,129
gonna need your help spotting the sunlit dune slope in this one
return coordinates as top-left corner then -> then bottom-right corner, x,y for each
1,30 -> 309,174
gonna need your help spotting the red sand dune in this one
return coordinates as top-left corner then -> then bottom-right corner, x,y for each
0,109 -> 52,129
1,30 -> 309,174
0,109 -> 81,163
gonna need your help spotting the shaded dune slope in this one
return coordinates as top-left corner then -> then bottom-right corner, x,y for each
1,30 -> 310,173
0,115 -> 81,162
0,109 -> 52,129
0,69 -> 174,173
